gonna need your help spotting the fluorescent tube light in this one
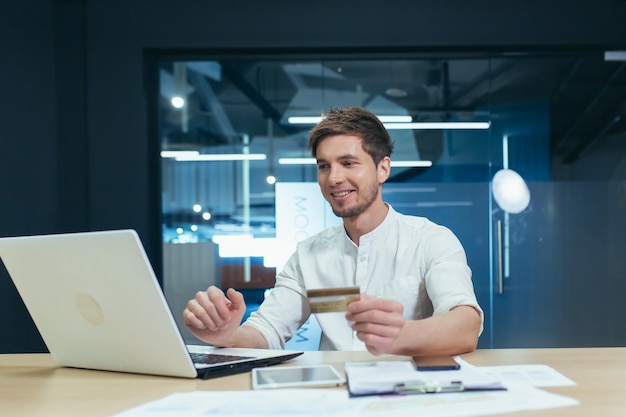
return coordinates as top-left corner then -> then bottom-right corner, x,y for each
288,116 -> 489,130
383,121 -> 491,130
288,115 -> 413,124
604,51 -> 626,61
391,160 -> 433,168
161,150 -> 200,158
378,115 -> 413,122
278,157 -> 316,165
287,116 -> 325,124
278,157 -> 431,167
173,153 -> 267,161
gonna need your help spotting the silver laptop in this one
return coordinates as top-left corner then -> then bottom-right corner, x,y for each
0,229 -> 302,379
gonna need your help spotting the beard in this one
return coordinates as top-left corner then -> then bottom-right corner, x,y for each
330,181 -> 379,218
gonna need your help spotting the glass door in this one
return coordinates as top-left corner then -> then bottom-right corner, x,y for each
157,51 -> 626,348
487,53 -> 626,347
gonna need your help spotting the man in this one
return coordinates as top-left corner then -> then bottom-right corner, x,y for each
183,107 -> 483,356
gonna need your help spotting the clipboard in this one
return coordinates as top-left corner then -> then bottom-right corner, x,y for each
344,358 -> 507,397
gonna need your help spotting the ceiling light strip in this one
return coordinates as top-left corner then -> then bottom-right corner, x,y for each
162,152 -> 267,161
383,121 -> 491,130
277,157 -> 316,165
278,158 -> 431,167
161,150 -> 199,158
391,160 -> 433,168
288,116 -> 490,130
288,115 -> 412,124
604,51 -> 626,61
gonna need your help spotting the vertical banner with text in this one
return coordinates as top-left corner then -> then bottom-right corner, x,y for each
275,182 -> 340,273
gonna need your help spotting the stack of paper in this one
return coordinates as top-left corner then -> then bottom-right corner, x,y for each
109,359 -> 580,417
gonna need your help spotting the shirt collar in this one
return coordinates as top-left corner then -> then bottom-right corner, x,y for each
345,203 -> 396,246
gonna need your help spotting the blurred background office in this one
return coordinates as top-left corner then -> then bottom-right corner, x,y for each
1,0 -> 625,353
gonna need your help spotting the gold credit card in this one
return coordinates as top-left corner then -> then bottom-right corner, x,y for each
307,286 -> 360,314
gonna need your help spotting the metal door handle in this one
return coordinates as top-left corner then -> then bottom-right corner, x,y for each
497,219 -> 504,294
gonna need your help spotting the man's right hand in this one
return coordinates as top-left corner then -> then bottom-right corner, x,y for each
183,286 -> 247,346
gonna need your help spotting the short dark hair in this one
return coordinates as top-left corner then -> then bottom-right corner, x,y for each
307,107 -> 394,165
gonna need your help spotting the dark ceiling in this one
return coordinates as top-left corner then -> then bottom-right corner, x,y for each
159,52 -> 626,166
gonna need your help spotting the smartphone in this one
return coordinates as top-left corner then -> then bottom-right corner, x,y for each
413,356 -> 460,371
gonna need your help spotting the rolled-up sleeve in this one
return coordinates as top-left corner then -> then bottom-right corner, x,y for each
243,252 -> 309,349
423,225 -> 484,334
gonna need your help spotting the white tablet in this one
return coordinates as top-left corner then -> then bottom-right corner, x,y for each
251,364 -> 346,389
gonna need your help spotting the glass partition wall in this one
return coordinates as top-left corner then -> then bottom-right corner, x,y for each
158,52 -> 626,349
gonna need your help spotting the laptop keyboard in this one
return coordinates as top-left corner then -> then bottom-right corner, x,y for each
190,352 -> 255,365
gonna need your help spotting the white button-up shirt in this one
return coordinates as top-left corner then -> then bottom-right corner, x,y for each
244,205 -> 483,350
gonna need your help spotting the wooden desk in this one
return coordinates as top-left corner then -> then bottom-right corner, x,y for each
1,348 -> 625,416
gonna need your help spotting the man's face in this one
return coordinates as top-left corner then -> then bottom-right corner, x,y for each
315,135 -> 382,218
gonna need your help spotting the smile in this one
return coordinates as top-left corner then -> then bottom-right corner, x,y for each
331,190 -> 353,197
